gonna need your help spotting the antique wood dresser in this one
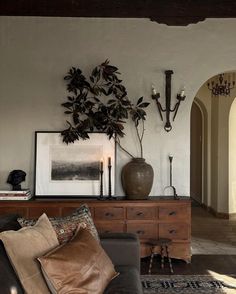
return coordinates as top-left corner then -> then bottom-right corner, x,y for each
0,196 -> 191,262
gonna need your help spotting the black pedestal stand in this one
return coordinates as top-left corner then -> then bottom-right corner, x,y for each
164,156 -> 180,200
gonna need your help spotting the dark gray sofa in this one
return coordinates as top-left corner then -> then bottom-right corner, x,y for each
101,233 -> 143,294
0,214 -> 143,294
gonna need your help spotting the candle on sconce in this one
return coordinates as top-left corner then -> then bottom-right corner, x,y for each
100,159 -> 103,171
108,157 -> 111,166
151,84 -> 157,95
180,87 -> 185,98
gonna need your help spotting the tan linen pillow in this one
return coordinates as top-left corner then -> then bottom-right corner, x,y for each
38,227 -> 118,294
0,213 -> 59,294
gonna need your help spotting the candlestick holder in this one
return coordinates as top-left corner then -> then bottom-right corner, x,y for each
97,168 -> 105,200
107,161 -> 112,199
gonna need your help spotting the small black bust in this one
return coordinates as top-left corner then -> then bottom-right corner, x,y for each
7,170 -> 26,191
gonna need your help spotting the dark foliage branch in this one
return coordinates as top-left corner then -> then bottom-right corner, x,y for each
61,60 -> 149,158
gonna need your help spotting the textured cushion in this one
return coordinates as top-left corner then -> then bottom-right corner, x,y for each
38,227 -> 118,294
0,213 -> 59,294
18,204 -> 99,244
0,214 -> 21,232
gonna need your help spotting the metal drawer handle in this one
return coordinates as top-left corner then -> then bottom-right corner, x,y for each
105,212 -> 114,217
137,212 -> 143,216
137,230 -> 145,235
169,229 -> 176,234
169,211 -> 176,216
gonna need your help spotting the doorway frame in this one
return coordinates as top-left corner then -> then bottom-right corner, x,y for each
191,98 -> 206,204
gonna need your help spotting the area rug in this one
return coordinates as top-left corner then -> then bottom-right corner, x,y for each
141,275 -> 236,293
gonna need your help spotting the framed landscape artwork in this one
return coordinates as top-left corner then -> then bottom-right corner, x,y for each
34,131 -> 115,197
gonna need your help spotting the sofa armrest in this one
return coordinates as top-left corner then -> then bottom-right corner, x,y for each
100,233 -> 140,272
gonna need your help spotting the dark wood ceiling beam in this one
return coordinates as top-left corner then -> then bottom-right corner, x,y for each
1,0 -> 236,26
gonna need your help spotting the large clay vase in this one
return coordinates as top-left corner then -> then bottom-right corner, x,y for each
121,158 -> 154,200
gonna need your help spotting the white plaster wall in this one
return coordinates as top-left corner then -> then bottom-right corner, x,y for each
1,17 -> 236,197
229,98 -> 236,214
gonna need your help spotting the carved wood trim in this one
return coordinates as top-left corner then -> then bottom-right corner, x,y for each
1,0 -> 236,26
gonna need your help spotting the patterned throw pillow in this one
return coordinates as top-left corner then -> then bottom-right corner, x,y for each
17,204 -> 99,244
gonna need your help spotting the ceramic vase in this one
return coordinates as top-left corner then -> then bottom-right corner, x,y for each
121,158 -> 154,200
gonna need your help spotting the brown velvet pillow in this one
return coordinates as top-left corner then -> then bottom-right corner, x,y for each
38,227 -> 118,294
0,213 -> 59,294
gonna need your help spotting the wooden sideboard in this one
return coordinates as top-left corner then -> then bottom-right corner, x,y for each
0,196 -> 191,263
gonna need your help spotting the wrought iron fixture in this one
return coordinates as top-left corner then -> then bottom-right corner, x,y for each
207,73 -> 235,97
151,70 -> 186,132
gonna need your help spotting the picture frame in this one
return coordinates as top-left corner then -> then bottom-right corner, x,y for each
34,131 -> 115,197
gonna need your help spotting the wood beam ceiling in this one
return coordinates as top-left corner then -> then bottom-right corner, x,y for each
1,0 -> 236,26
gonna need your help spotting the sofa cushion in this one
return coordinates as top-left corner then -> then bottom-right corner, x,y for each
0,240 -> 24,294
104,265 -> 143,294
0,214 -> 24,293
0,213 -> 59,294
18,204 -> 99,244
0,214 -> 21,232
38,227 -> 118,294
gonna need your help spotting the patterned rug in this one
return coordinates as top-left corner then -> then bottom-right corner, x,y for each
141,275 -> 236,293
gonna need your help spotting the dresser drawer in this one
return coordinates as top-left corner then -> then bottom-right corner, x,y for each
28,207 -> 61,218
159,223 -> 189,240
127,223 -> 157,239
94,207 -> 124,220
61,206 -> 94,218
127,207 -> 156,220
159,206 -> 190,220
95,222 -> 125,234
0,207 -> 28,218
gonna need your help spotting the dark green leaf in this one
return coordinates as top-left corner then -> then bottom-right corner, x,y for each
137,97 -> 143,105
139,102 -> 150,108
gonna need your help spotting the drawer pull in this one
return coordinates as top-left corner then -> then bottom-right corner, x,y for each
105,212 -> 114,217
137,212 -> 143,216
169,211 -> 176,216
104,230 -> 110,234
169,229 -> 176,234
137,230 -> 145,235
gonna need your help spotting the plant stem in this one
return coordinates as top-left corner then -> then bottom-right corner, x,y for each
135,120 -> 145,158
114,136 -> 134,158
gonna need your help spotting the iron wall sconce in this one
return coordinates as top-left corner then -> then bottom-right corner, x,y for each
151,70 -> 186,132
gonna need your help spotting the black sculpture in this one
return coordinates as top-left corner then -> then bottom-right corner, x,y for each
7,170 -> 26,191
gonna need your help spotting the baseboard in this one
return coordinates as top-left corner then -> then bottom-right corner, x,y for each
200,203 -> 236,219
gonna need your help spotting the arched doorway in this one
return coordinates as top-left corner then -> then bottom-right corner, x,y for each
190,100 -> 203,204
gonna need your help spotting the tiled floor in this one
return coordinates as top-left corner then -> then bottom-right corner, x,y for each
141,204 -> 236,275
192,206 -> 236,255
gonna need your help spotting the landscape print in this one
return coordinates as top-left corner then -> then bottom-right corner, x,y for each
50,145 -> 102,181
